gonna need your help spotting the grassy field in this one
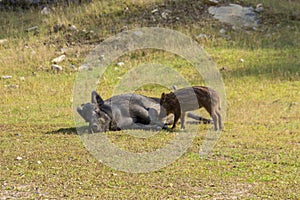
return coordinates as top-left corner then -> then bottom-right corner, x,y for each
0,0 -> 299,199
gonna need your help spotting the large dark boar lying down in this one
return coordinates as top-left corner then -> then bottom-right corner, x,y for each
159,86 -> 223,131
77,91 -> 212,133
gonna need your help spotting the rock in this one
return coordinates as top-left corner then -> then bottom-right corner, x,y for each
41,7 -> 51,15
161,10 -> 171,19
205,0 -> 219,6
0,39 -> 8,44
68,24 -> 78,32
51,64 -> 63,71
25,26 -> 38,32
51,55 -> 65,63
208,4 -> 260,28
16,156 -> 22,161
196,34 -> 208,39
255,4 -> 264,13
37,160 -> 41,164
5,84 -> 19,89
70,64 -> 77,70
239,58 -> 245,63
117,62 -> 125,67
151,8 -> 159,13
78,64 -> 90,71
1,75 -> 12,79
219,28 -> 226,34
99,54 -> 105,60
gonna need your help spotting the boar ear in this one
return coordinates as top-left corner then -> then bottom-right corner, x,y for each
91,91 -> 104,106
160,93 -> 166,103
77,106 -> 88,122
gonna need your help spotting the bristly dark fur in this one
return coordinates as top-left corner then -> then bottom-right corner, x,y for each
160,86 -> 223,131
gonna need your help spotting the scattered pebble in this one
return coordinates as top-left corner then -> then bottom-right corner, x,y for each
1,75 -> 12,79
219,28 -> 226,34
206,0 -> 219,6
99,54 -> 105,60
16,156 -> 23,161
70,64 -> 77,70
51,64 -> 63,71
41,7 -> 51,15
255,4 -> 264,12
26,26 -> 38,32
151,8 -> 159,13
117,62 -> 125,67
5,84 -> 19,89
161,10 -> 170,19
78,64 -> 90,71
197,34 -> 208,39
51,55 -> 65,63
68,24 -> 78,32
0,39 -> 8,44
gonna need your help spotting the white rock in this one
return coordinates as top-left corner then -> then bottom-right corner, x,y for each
0,39 -> 8,44
161,11 -> 169,19
68,24 -> 78,32
240,58 -> 245,63
41,7 -> 51,15
1,75 -> 12,79
37,160 -> 41,164
16,156 -> 23,161
51,55 -> 65,63
219,28 -> 226,34
197,34 -> 208,39
255,4 -> 264,13
51,64 -> 63,71
78,64 -> 90,71
117,62 -> 125,67
151,8 -> 159,13
99,54 -> 105,60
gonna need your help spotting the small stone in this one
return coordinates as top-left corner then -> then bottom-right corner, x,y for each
5,84 -> 19,89
0,39 -> 8,44
255,4 -> 264,12
197,33 -> 208,39
151,8 -> 159,13
206,0 -> 219,6
70,64 -> 77,70
117,62 -> 125,67
26,26 -> 38,32
51,55 -> 65,63
68,24 -> 78,32
37,160 -> 41,165
99,54 -> 105,60
219,28 -> 226,34
16,156 -> 23,161
51,64 -> 63,71
1,75 -> 12,79
161,11 -> 169,19
239,58 -> 245,63
78,64 -> 90,71
41,7 -> 51,15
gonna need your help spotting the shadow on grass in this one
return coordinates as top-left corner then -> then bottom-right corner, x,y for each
46,126 -> 88,134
